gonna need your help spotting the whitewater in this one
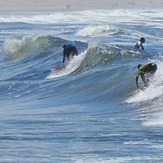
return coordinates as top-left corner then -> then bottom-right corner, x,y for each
0,9 -> 163,162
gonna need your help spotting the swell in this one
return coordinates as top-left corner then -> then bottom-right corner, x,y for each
3,36 -> 69,62
2,35 -> 163,128
1,35 -> 153,107
3,34 -> 144,79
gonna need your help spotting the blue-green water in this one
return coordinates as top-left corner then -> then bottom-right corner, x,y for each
0,10 -> 163,162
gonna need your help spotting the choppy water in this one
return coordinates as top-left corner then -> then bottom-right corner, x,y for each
0,10 -> 163,162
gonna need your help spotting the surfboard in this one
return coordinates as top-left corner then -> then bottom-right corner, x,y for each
49,67 -> 63,71
128,91 -> 137,97
128,87 -> 145,97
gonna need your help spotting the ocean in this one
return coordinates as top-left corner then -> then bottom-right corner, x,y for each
0,9 -> 163,162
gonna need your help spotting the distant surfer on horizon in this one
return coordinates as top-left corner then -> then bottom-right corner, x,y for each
135,37 -> 145,50
136,62 -> 157,89
63,44 -> 78,67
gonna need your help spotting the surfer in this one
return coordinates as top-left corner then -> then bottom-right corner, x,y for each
49,44 -> 78,71
135,37 -> 145,50
136,62 -> 157,89
63,44 -> 78,67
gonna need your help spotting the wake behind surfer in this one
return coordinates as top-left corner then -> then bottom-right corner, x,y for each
136,62 -> 157,89
135,37 -> 145,50
63,44 -> 78,67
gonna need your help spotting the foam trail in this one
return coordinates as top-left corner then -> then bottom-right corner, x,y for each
126,60 -> 163,104
143,111 -> 163,127
46,50 -> 87,79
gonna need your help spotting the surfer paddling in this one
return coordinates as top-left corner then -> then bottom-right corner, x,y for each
63,44 -> 78,67
136,62 -> 157,89
135,37 -> 145,50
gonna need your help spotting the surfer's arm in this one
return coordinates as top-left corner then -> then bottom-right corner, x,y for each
136,63 -> 151,88
63,56 -> 65,63
140,73 -> 148,87
75,48 -> 78,55
136,76 -> 139,88
63,50 -> 66,63
136,70 -> 140,88
136,66 -> 145,88
141,45 -> 144,50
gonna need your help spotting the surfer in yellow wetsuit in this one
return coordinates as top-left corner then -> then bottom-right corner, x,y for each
136,62 -> 157,89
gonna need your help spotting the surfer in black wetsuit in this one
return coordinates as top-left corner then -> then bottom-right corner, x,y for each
136,62 -> 157,89
135,37 -> 145,50
63,44 -> 78,67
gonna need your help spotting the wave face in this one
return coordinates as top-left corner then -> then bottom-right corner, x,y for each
0,10 -> 163,162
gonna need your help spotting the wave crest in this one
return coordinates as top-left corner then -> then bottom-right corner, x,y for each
3,36 -> 80,62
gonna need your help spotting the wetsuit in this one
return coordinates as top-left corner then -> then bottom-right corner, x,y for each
136,62 -> 157,88
63,44 -> 78,65
135,41 -> 144,50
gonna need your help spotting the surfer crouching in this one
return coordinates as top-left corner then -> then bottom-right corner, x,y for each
63,44 -> 78,67
136,62 -> 157,89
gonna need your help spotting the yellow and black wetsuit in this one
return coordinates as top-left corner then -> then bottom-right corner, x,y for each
136,62 -> 157,88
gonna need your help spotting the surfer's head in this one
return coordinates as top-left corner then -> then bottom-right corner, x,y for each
138,64 -> 142,69
63,45 -> 66,48
150,63 -> 157,73
140,37 -> 145,43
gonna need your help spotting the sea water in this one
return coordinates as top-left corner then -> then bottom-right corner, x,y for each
0,9 -> 163,162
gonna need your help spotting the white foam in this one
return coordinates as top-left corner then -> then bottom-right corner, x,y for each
126,60 -> 163,127
4,36 -> 49,62
76,25 -> 117,37
46,50 -> 87,79
0,10 -> 163,25
143,110 -> 163,127
126,60 -> 163,104
73,156 -> 160,163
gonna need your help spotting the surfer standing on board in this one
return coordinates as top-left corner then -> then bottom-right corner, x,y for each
63,44 -> 78,67
135,37 -> 145,50
136,62 -> 157,89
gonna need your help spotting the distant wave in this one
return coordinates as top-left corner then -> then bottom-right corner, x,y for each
0,10 -> 162,25
76,25 -> 121,37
